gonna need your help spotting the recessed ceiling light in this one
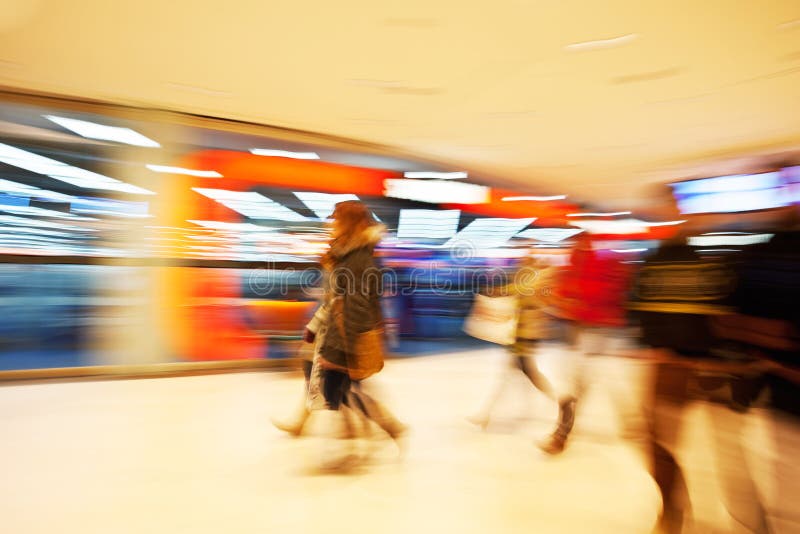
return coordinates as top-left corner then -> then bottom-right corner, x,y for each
611,248 -> 648,253
403,171 -> 468,179
565,33 -> 639,52
385,179 -> 489,204
646,220 -> 686,227
688,234 -> 773,247
250,149 -> 320,160
502,195 -> 566,201
570,218 -> 684,234
568,211 -> 632,217
44,115 -> 160,147
146,164 -> 222,178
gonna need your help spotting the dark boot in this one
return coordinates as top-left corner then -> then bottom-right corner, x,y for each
538,396 -> 575,455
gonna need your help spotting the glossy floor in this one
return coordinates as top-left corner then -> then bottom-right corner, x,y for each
1,346 -> 797,533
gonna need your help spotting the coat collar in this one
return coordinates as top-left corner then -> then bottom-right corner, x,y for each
329,224 -> 384,259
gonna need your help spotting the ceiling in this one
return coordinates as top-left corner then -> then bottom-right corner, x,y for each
1,0 -> 799,210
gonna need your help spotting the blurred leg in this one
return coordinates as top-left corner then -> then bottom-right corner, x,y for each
766,406 -> 800,531
649,363 -> 692,534
516,341 -> 557,401
272,359 -> 315,436
350,381 -> 406,440
707,402 -> 769,533
468,351 -> 516,429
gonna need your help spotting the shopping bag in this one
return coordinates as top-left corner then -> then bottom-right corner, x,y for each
463,294 -> 519,345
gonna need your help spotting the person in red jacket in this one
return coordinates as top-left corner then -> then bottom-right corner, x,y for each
560,233 -> 631,333
548,233 -> 640,454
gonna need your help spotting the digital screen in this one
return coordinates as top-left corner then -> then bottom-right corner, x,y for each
670,172 -> 789,214
782,166 -> 800,204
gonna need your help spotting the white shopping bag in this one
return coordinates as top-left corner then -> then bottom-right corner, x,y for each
463,294 -> 519,345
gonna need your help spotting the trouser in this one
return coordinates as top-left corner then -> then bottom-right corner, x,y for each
567,325 -> 649,443
321,368 -> 403,438
322,368 -> 351,410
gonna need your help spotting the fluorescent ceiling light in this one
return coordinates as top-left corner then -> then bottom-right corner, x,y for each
646,220 -> 686,227
0,226 -> 74,238
71,197 -> 151,218
570,218 -> 684,234
0,179 -> 74,202
688,234 -> 773,247
0,233 -> 81,244
44,115 -> 160,147
444,218 -> 535,249
250,149 -> 319,160
611,248 -> 648,253
696,249 -> 741,253
502,195 -> 567,201
0,142 -> 155,195
568,211 -> 632,217
0,203 -> 93,220
569,220 -> 643,234
701,232 -> 753,235
403,171 -> 468,179
397,209 -> 461,239
293,192 -> 360,220
385,179 -> 489,204
516,228 -> 583,243
0,214 -> 95,231
187,220 -> 276,232
192,188 -> 307,221
0,205 -> 66,218
146,164 -> 222,178
565,33 -> 639,52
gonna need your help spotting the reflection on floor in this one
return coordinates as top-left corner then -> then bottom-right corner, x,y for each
0,346 -> 797,533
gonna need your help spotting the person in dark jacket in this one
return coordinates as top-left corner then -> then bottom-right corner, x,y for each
712,205 -> 800,529
631,186 -> 771,533
306,201 -> 405,454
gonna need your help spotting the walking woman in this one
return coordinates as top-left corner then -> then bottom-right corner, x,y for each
305,201 -> 405,464
468,255 -> 575,454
